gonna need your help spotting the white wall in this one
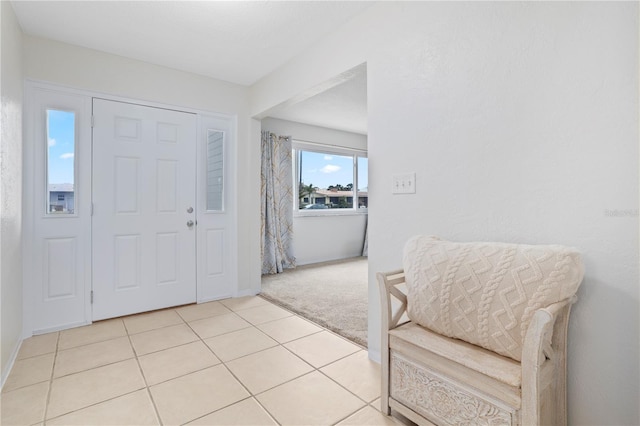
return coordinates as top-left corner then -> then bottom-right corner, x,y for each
261,118 -> 367,265
262,117 -> 367,150
0,0 -> 24,385
22,36 -> 261,297
251,3 -> 639,425
292,215 -> 367,266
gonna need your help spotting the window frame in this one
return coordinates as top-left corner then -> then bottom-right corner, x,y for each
292,141 -> 368,216
45,108 -> 78,217
205,128 -> 225,213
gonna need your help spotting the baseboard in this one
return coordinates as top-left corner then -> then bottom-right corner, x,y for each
235,288 -> 260,298
368,348 -> 381,364
33,320 -> 91,336
197,294 -> 232,304
1,338 -> 22,390
296,255 -> 365,267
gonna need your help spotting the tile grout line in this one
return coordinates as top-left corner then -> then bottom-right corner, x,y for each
0,359 -> 53,394
41,317 -> 169,425
182,309 -> 283,426
44,389 -> 151,424
191,300 -> 365,425
47,336 -> 136,380
13,298 -> 382,426
43,307 -> 262,425
232,311 -> 372,425
43,320 -> 146,424
230,341 -> 367,418
41,331 -> 60,425
208,308 -> 282,426
125,318 -> 165,426
272,311 -> 378,423
213,322 -> 284,426
258,302 -> 380,418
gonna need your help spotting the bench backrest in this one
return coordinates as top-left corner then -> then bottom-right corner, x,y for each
402,235 -> 584,361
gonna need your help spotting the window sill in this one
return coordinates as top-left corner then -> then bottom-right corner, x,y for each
294,210 -> 368,218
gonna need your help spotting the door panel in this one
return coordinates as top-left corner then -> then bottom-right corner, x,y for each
44,237 -> 77,299
28,89 -> 92,333
92,99 -> 197,321
196,116 -> 237,301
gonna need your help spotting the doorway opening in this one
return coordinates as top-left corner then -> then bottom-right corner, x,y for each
257,63 -> 368,347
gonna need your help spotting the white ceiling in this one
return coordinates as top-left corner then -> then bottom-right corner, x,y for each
11,0 -> 369,134
10,1 -> 371,86
267,64 -> 367,135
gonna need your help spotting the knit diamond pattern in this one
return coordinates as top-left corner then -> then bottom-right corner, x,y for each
402,236 -> 584,362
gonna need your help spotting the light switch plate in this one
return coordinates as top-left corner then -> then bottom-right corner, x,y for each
392,173 -> 416,194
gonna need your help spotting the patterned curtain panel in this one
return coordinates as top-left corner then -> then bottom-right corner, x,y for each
261,131 -> 296,274
362,216 -> 368,257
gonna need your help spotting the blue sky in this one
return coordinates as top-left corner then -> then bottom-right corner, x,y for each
47,110 -> 75,185
298,151 -> 368,191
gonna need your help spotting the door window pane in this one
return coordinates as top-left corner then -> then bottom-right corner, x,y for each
47,109 -> 75,214
206,130 -> 224,211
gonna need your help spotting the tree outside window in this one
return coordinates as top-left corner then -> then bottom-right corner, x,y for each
294,146 -> 367,212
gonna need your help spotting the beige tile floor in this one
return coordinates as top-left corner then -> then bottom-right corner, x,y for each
1,296 -> 404,426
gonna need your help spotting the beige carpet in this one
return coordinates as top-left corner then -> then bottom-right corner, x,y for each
260,257 -> 368,348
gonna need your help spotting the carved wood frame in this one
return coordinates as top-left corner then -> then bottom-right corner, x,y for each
378,269 -> 575,426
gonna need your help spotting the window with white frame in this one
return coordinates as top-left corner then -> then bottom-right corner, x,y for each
46,109 -> 76,215
293,142 -> 368,212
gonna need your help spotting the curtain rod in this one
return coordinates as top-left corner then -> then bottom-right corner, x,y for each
292,137 -> 367,153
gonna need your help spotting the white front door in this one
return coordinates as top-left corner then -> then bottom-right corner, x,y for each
92,99 -> 197,321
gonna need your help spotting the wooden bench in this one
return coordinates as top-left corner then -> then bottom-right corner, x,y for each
377,237 -> 583,425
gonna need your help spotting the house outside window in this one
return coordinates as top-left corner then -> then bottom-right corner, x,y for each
48,183 -> 75,213
293,142 -> 367,213
46,109 -> 76,215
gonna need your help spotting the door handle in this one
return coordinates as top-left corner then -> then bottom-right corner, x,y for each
186,220 -> 194,227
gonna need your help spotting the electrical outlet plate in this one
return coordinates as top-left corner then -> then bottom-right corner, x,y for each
392,173 -> 416,194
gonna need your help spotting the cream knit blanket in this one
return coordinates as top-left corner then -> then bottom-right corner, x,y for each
402,236 -> 584,362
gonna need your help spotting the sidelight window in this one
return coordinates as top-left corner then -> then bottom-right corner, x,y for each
46,109 -> 76,215
206,129 -> 224,211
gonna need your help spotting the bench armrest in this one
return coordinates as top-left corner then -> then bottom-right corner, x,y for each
521,296 -> 576,425
377,270 -> 409,332
377,269 -> 408,416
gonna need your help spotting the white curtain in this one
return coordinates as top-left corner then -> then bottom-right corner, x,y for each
261,131 -> 296,274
